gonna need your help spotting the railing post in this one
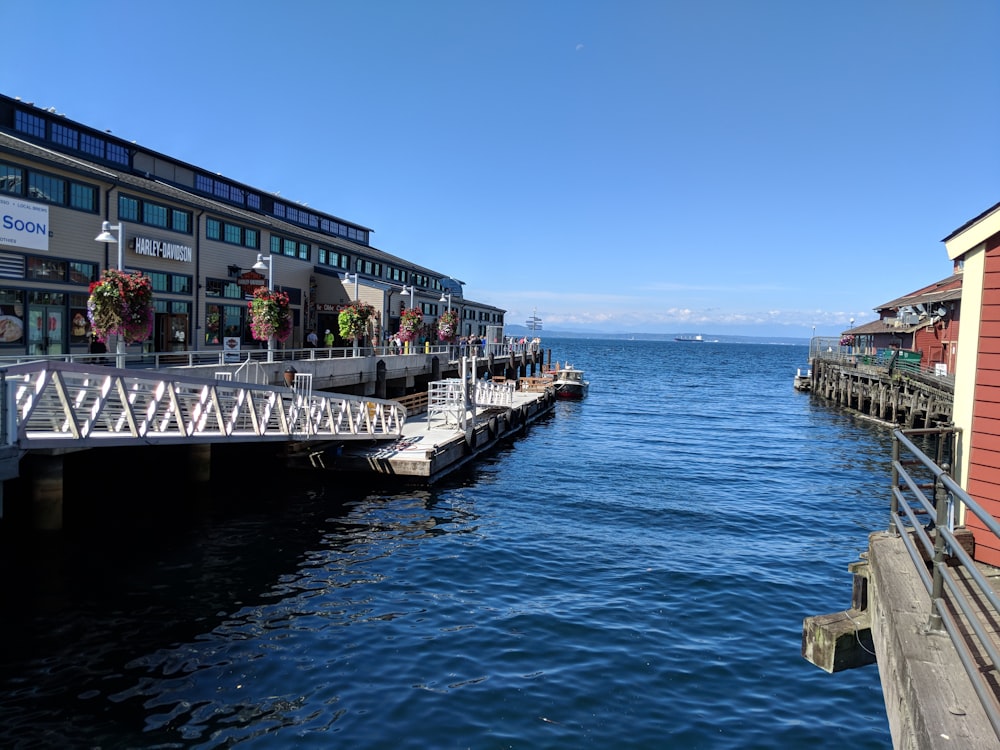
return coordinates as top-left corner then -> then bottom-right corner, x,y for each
926,471 -> 950,632
890,433 -> 900,535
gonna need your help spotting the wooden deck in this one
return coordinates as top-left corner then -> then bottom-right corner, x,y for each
868,531 -> 1000,749
292,386 -> 556,481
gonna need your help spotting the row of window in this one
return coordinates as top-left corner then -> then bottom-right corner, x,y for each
12,102 -> 371,252
207,217 -> 259,249
0,159 -> 98,213
7,105 -> 465,304
119,194 -> 192,234
16,110 -> 129,165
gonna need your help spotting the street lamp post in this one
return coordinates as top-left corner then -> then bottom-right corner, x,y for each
344,273 -> 359,301
94,220 -> 127,368
439,292 -> 452,312
343,273 -> 360,354
401,284 -> 415,309
252,253 -> 275,362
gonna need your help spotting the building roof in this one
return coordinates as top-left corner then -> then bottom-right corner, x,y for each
847,317 -> 926,337
875,273 -> 962,312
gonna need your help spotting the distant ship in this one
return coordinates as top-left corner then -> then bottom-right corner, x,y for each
675,334 -> 704,342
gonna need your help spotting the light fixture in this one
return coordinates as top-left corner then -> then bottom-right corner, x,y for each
94,221 -> 126,367
343,272 -> 359,301
401,284 -> 415,309
252,254 -> 275,362
439,292 -> 452,312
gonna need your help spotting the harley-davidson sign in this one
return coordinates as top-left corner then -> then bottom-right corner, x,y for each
236,271 -> 266,287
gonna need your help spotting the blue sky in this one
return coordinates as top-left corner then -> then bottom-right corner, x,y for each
5,0 -> 998,337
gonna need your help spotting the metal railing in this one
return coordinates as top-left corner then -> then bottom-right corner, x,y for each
890,427 -> 1000,740
0,344 -> 452,370
814,348 -> 955,390
1,359 -> 404,451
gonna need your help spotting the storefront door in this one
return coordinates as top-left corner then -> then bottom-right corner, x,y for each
27,306 -> 65,355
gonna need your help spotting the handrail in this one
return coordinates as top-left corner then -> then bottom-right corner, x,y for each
0,359 -> 404,450
0,344 -> 453,370
814,349 -> 955,390
890,427 -> 1000,740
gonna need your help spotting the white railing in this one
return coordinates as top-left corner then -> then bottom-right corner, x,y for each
475,380 -> 515,407
1,360 -> 404,450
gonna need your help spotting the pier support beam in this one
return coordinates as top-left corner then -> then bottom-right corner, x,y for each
29,454 -> 64,531
187,444 -> 213,484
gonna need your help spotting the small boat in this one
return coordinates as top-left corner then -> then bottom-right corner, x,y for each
794,365 -> 812,391
675,334 -> 704,342
551,364 -> 589,399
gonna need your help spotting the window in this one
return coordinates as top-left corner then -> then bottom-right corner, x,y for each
26,257 -> 67,281
206,278 -> 245,299
270,234 -> 309,260
0,164 -> 22,194
0,162 -> 98,214
204,302 -> 244,345
119,195 -> 140,222
144,202 -> 168,228
27,173 -> 64,203
119,194 -> 192,233
208,217 -> 259,248
51,123 -> 79,149
106,142 -> 128,166
171,209 -> 190,234
69,261 -> 98,285
80,133 -> 105,159
319,247 -> 349,269
146,270 -> 193,295
70,183 -> 96,212
15,111 -> 45,138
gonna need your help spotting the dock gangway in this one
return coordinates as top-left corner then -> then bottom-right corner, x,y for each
0,360 -> 405,473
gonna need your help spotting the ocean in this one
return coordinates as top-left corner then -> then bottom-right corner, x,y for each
0,338 -> 893,748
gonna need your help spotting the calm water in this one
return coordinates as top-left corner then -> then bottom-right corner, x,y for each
0,339 -> 893,749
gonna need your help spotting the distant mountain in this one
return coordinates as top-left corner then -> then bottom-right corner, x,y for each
503,325 -> 808,346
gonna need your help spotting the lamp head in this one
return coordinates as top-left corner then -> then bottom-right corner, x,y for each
252,254 -> 268,271
94,221 -> 118,243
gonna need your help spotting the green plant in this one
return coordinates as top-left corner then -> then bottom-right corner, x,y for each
339,301 -> 377,341
248,287 -> 292,343
87,268 -> 153,344
437,309 -> 458,341
398,307 -> 423,342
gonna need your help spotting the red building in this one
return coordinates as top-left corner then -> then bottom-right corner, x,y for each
944,201 -> 1000,565
842,271 -> 962,375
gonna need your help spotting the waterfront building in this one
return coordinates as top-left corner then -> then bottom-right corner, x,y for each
943,199 -> 1000,566
0,93 -> 504,357
841,272 -> 962,375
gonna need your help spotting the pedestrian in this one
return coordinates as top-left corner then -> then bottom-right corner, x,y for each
306,329 -> 318,348
324,329 -> 335,347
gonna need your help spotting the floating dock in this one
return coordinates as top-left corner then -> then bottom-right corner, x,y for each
293,382 -> 556,482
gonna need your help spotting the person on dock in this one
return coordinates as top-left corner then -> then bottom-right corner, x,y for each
306,330 -> 318,348
324,329 -> 334,348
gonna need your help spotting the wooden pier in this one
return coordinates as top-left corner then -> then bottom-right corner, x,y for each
811,356 -> 953,427
288,380 -> 556,481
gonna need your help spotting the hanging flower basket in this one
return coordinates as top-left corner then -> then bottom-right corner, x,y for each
87,268 -> 154,344
437,309 -> 458,341
840,334 -> 855,347
398,307 -> 424,343
248,287 -> 292,343
338,301 -> 377,341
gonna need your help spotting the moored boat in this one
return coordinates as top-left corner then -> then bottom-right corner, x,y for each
550,364 -> 589,400
793,365 -> 812,391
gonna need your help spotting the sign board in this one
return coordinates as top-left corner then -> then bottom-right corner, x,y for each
223,336 -> 241,363
0,196 -> 49,251
237,271 -> 266,288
